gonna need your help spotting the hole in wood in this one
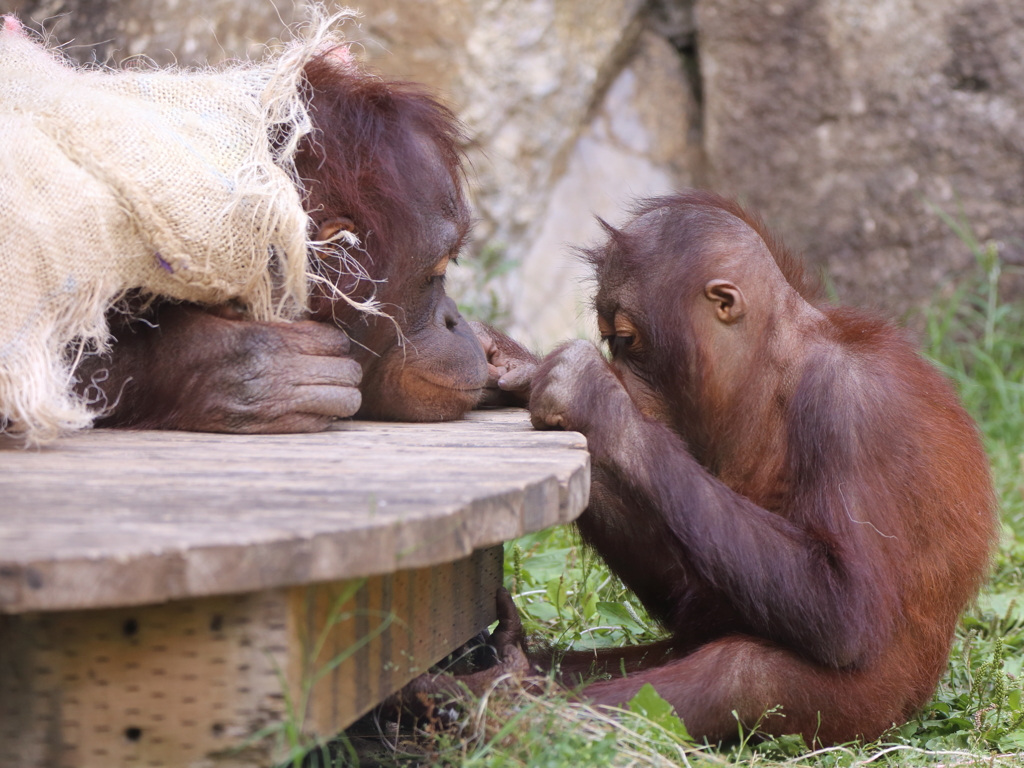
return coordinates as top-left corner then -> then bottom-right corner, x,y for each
122,618 -> 139,637
211,722 -> 225,737
124,726 -> 142,742
210,614 -> 224,632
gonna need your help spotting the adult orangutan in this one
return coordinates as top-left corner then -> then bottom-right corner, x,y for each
76,51 -> 500,431
429,191 -> 995,746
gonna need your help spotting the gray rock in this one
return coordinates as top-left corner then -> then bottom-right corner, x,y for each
6,0 -> 1023,343
697,0 -> 1024,312
358,0 -> 648,315
6,0 -> 307,65
508,30 -> 702,347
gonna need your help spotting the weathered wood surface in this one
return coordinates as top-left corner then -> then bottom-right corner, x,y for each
1,547 -> 504,768
0,408 -> 591,767
0,408 -> 590,613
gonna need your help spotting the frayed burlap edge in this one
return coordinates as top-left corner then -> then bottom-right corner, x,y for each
0,6 -> 368,446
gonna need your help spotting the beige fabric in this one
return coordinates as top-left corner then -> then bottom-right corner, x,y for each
0,12 -> 351,444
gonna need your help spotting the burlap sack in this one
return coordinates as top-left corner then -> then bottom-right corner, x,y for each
0,13 -> 350,445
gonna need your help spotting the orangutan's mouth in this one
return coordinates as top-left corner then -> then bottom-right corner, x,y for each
406,370 -> 485,394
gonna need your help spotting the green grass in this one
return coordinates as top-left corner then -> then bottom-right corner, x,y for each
332,215 -> 1024,766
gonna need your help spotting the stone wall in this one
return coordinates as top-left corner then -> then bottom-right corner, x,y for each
699,0 -> 1024,326
6,0 -> 1022,349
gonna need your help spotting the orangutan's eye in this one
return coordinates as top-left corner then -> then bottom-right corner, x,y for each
317,216 -> 356,242
599,312 -> 642,355
431,254 -> 451,278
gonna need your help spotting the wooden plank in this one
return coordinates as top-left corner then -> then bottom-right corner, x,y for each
294,544 -> 503,736
0,409 -> 589,613
0,546 -> 504,768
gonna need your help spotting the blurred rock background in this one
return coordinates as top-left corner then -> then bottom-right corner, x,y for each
5,0 -> 1023,349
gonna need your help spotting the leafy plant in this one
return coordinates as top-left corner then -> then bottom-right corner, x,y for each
504,526 -> 662,653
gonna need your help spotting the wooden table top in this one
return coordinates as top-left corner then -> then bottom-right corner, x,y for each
0,408 -> 589,614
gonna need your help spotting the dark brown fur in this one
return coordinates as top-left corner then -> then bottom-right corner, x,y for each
525,191 -> 996,745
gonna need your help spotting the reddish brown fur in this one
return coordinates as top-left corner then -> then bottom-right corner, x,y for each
298,53 -> 468,310
527,191 -> 996,745
296,52 -> 486,421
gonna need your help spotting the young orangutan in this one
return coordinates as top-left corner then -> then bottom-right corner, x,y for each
412,191 -> 995,747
